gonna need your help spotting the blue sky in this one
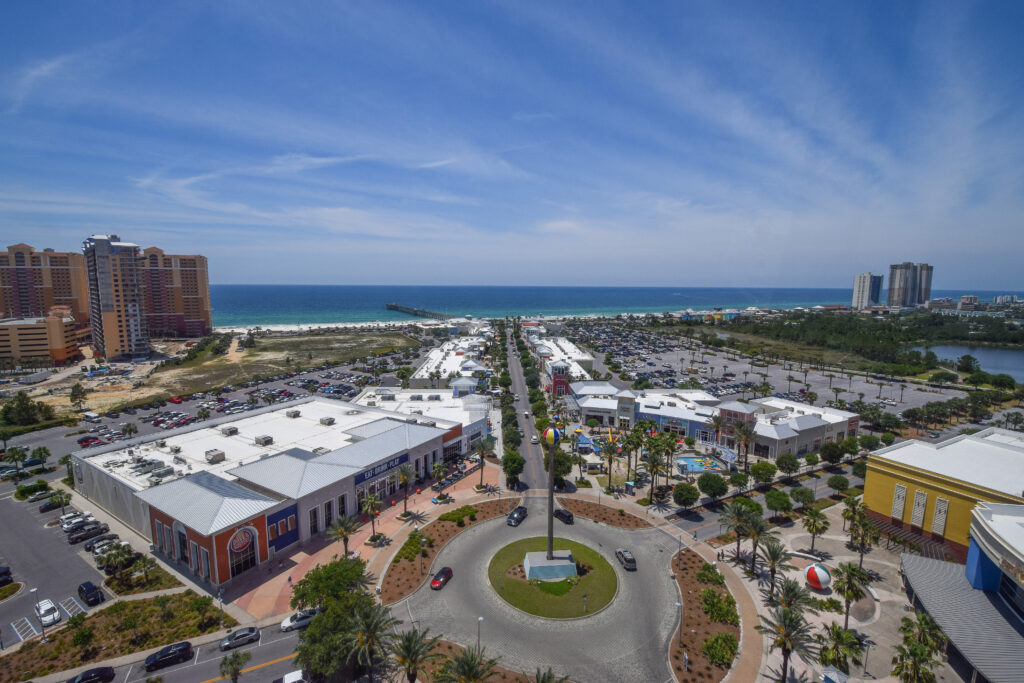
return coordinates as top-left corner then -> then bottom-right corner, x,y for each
2,1 -> 1022,288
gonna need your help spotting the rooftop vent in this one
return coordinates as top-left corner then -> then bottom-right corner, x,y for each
204,449 -> 225,464
156,439 -> 166,448
169,445 -> 181,454
320,416 -> 336,426
221,426 -> 239,436
255,435 -> 274,447
345,410 -> 361,416
428,394 -> 442,401
286,409 -> 301,418
411,409 -> 423,415
381,394 -> 396,401
312,446 -> 330,455
173,455 -> 186,465
410,395 -> 423,401
367,401 -> 376,407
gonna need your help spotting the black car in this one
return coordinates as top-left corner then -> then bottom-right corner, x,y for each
39,499 -> 63,513
144,641 -> 193,671
0,566 -> 11,587
78,581 -> 104,606
553,508 -> 574,524
66,666 -> 115,683
69,523 -> 109,544
507,506 -> 528,527
84,533 -> 119,552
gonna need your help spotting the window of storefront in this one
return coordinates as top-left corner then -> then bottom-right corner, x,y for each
338,494 -> 347,517
324,501 -> 333,530
998,573 -> 1024,621
309,507 -> 319,535
190,541 -> 200,574
228,528 -> 257,578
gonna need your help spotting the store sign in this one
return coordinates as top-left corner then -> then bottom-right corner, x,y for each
230,528 -> 253,553
999,557 -> 1024,587
355,453 -> 409,485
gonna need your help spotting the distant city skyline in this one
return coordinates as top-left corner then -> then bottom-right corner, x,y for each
1,2 -> 1023,288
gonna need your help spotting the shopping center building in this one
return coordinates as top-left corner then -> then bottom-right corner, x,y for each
71,397 -> 464,587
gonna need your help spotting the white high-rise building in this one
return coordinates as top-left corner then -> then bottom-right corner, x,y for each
852,272 -> 883,309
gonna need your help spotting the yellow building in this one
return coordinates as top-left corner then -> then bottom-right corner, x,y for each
864,428 -> 1024,560
0,312 -> 83,364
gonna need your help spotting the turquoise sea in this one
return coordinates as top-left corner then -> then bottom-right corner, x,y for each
209,285 -> 1015,328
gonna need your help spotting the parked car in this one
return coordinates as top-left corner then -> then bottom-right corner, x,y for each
507,506 -> 528,527
62,514 -> 93,532
144,641 -> 193,672
66,666 -> 116,683
553,508 -> 574,524
431,567 -> 454,590
21,457 -> 42,468
69,523 -> 110,544
219,626 -> 260,651
281,609 -> 320,632
615,548 -> 637,571
27,489 -> 53,503
38,499 -> 63,513
63,517 -> 97,534
35,598 -> 62,627
84,533 -> 119,552
0,566 -> 11,587
77,581 -> 104,606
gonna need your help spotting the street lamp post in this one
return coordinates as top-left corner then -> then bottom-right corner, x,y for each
29,588 -> 46,643
863,643 -> 875,678
218,587 -> 224,629
678,534 -> 683,569
477,616 -> 484,650
675,601 -> 683,649
583,593 -> 589,613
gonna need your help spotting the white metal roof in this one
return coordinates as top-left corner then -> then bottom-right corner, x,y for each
135,471 -> 279,535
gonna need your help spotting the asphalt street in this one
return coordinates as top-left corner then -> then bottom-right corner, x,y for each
399,507 -> 680,683
506,329 -> 546,491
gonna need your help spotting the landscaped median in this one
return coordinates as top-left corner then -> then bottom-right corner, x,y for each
556,496 -> 653,529
379,499 -> 515,605
0,590 -> 237,680
670,550 -> 741,683
487,537 -> 617,618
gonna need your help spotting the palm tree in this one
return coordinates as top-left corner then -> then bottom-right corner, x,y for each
432,460 -> 448,483
832,562 -> 869,630
262,393 -> 276,407
622,428 -> 643,484
709,414 -> 724,446
197,406 -> 211,421
3,446 -> 27,475
786,375 -> 796,392
816,622 -> 863,674
51,489 -> 71,515
734,421 -> 755,473
756,606 -> 817,683
646,452 -> 664,502
744,515 -> 776,573
328,514 -> 362,557
341,603 -> 399,683
890,640 -> 941,683
31,446 -> 51,470
773,576 -> 819,614
361,493 -> 382,538
135,555 -> 158,584
388,627 -> 442,683
602,439 -> 618,489
528,668 -> 570,683
434,644 -> 502,683
759,538 -> 794,596
841,496 -> 865,531
898,610 -> 948,656
850,517 -> 881,569
122,422 -> 138,439
473,440 -> 489,489
721,501 -> 753,561
801,508 -> 830,552
396,464 -> 415,514
219,650 -> 252,683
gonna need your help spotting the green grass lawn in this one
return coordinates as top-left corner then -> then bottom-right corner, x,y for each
0,582 -> 21,601
488,537 -> 617,618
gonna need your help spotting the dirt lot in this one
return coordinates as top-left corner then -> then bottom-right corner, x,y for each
28,330 -> 420,415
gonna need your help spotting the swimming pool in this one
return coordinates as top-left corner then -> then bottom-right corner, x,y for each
676,456 -> 724,473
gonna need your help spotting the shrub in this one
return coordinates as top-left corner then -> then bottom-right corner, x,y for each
702,632 -> 739,666
852,461 -> 867,479
696,561 -> 725,586
637,497 -> 651,506
700,587 -> 739,625
810,597 -> 843,614
438,505 -> 478,524
575,478 -> 593,488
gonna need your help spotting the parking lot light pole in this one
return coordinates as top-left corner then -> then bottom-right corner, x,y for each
218,587 -> 224,629
676,601 -> 683,649
29,588 -> 46,643
477,616 -> 483,650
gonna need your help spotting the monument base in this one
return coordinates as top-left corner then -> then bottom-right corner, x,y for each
524,550 -> 578,581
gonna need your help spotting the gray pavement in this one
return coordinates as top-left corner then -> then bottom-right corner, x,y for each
397,504 -> 681,683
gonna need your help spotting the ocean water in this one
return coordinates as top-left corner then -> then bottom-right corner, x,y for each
209,285 -> 1015,328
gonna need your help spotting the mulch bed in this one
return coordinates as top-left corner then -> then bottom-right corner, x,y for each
556,497 -> 653,529
670,549 -> 741,683
380,499 -> 513,605
420,640 -> 527,681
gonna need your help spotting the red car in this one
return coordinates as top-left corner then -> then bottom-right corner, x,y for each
431,567 -> 453,590
169,397 -> 183,404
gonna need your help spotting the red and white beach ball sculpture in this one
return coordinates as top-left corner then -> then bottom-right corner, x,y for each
804,563 -> 832,591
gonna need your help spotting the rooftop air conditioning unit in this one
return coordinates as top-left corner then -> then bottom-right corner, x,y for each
411,409 -> 423,415
156,440 -> 166,448
221,426 -> 239,436
151,466 -> 175,478
204,449 -> 226,464
255,435 -> 274,446
313,446 -> 330,455
286,409 -> 300,418
320,416 -> 336,426
367,401 -> 376,407
424,420 -> 436,427
169,445 -> 181,454
147,477 -> 162,486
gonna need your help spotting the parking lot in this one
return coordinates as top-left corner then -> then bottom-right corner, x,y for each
0,495 -> 111,647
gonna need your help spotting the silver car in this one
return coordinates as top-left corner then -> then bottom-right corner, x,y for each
219,626 -> 260,650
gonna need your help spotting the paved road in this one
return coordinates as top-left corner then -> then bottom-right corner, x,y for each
398,506 -> 680,683
506,329 -> 546,491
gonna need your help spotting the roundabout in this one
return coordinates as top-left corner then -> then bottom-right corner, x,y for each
396,497 -> 682,682
487,537 -> 617,618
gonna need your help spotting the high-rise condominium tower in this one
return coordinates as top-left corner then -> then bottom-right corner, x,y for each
852,273 -> 883,310
0,243 -> 90,322
887,262 -> 933,307
139,247 -> 212,338
83,235 -> 149,360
